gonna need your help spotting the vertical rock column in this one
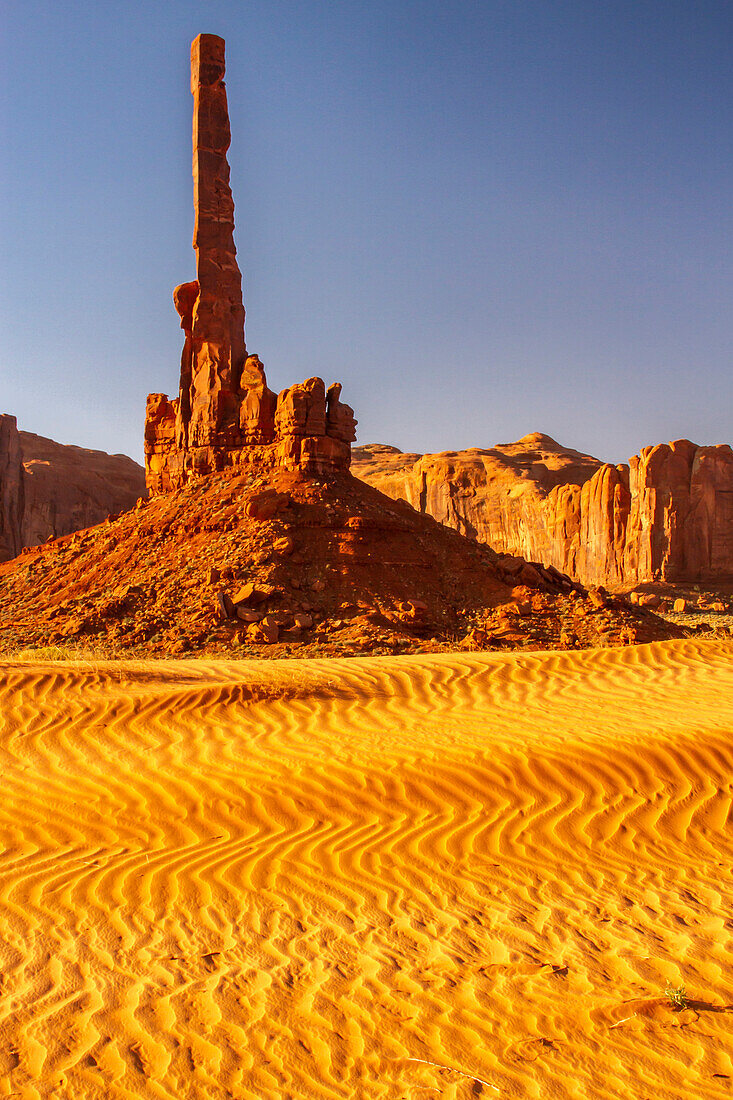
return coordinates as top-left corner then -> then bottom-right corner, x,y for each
0,414 -> 24,561
187,33 -> 246,461
144,33 -> 356,493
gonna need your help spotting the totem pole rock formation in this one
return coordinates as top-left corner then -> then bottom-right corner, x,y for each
145,34 -> 356,493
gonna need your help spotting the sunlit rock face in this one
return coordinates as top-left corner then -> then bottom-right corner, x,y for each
352,433 -> 733,587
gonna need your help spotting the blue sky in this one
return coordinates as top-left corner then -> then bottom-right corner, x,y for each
2,1 -> 732,465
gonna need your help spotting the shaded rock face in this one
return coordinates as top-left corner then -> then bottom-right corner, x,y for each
0,414 -> 146,562
353,434 -> 733,587
145,35 -> 356,494
0,416 -> 24,561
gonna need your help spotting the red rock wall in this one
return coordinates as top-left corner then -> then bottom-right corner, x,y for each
0,415 -> 146,562
0,415 -> 24,561
353,435 -> 603,576
623,440 -> 733,583
352,435 -> 733,587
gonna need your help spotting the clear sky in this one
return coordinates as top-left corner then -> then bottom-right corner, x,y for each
2,0 -> 732,466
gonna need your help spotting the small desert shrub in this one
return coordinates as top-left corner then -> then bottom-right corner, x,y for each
3,644 -> 107,662
8,645 -> 79,661
665,982 -> 688,1010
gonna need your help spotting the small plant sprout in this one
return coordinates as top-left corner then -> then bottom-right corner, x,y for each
665,982 -> 688,1010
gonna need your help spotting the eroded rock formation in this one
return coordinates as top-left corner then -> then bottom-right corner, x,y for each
0,461 -> 681,657
0,414 -> 146,562
0,416 -> 24,561
624,440 -> 733,583
353,434 -> 733,587
145,34 -> 356,493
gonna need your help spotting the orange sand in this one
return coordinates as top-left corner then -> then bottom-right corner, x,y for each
1,639 -> 732,1098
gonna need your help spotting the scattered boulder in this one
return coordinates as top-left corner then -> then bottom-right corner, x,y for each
248,619 -> 279,644
232,582 -> 273,606
216,590 -> 236,620
587,587 -> 609,609
262,612 -> 291,629
273,535 -> 294,556
236,607 -> 264,623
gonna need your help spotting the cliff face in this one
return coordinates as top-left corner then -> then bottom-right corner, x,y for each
0,416 -> 24,561
352,434 -> 733,588
0,414 -> 146,561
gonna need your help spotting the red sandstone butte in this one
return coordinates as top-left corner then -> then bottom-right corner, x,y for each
352,433 -> 733,588
145,35 -> 356,493
0,413 -> 146,562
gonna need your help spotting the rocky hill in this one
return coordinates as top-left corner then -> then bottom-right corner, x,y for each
352,434 -> 733,590
0,465 -> 680,658
0,414 -> 146,562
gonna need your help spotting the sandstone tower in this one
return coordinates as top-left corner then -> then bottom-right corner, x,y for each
145,34 -> 356,493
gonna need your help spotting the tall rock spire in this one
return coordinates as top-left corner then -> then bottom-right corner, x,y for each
144,34 -> 356,493
182,33 -> 246,453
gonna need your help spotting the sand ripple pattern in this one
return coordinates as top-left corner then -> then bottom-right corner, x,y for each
1,639 -> 733,1097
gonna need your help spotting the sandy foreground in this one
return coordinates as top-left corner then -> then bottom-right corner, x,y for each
0,640 -> 732,1099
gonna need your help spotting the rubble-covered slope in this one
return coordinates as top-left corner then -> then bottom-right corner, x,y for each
0,467 -> 680,658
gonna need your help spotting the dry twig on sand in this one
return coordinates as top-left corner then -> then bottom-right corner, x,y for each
405,1057 -> 500,1092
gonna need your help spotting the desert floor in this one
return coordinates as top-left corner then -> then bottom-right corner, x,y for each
1,639 -> 732,1099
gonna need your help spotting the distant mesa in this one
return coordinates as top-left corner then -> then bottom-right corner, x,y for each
145,34 -> 356,494
0,413 -> 145,562
353,434 -> 733,588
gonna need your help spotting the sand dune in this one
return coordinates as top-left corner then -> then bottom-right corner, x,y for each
1,639 -> 733,1098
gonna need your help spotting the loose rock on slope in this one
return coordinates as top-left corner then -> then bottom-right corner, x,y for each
0,468 -> 683,658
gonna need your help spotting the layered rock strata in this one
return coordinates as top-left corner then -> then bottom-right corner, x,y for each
145,34 -> 356,493
0,414 -> 146,562
353,434 -> 733,587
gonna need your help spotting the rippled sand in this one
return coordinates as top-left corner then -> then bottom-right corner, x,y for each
1,639 -> 732,1098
